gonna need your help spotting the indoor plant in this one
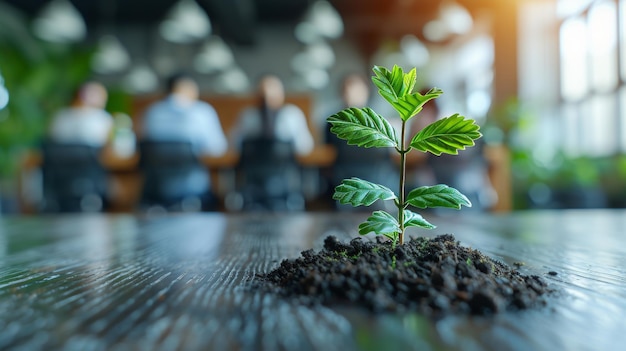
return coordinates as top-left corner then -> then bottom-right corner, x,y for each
260,65 -> 550,316
328,65 -> 479,246
0,3 -> 94,210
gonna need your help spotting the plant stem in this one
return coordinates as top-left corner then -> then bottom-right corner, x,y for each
398,120 -> 407,245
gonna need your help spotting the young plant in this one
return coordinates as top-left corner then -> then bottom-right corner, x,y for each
327,65 -> 481,246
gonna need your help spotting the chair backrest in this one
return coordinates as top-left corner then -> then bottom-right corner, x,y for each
40,141 -> 107,212
238,137 -> 295,168
138,140 -> 210,209
335,142 -> 391,164
41,141 -> 103,170
138,140 -> 199,170
331,141 -> 398,192
236,137 -> 303,210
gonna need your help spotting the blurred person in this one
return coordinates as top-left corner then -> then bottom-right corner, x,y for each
139,73 -> 228,211
141,73 -> 227,156
406,93 -> 497,211
43,81 -> 112,212
231,74 -> 313,155
228,75 -> 312,211
48,81 -> 113,147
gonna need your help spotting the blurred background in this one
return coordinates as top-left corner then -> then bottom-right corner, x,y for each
0,0 -> 624,213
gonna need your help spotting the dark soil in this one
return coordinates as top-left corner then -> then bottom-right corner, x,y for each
259,234 -> 551,317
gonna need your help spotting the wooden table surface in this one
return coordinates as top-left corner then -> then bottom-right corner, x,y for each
0,210 -> 625,350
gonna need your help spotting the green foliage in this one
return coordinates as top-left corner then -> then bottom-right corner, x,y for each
333,178 -> 397,207
403,209 -> 435,230
406,185 -> 471,209
327,65 -> 481,245
410,114 -> 481,155
359,211 -> 399,237
0,3 -> 95,178
327,107 -> 398,148
372,65 -> 443,121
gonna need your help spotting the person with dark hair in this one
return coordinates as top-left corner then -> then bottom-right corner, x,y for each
227,75 -> 313,211
141,73 -> 227,156
48,81 -> 113,147
139,74 -> 227,211
231,74 -> 313,155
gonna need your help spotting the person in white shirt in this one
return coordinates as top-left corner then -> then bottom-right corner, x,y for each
48,81 -> 113,147
232,75 -> 314,156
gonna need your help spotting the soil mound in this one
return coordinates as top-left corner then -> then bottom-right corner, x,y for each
260,235 -> 550,316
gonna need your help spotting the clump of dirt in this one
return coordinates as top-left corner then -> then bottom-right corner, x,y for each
259,235 -> 551,317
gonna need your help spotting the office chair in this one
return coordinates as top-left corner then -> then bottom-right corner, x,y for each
234,137 -> 304,211
138,140 -> 214,212
40,141 -> 108,212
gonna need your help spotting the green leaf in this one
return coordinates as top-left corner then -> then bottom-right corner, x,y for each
410,114 -> 481,155
372,65 -> 411,104
394,88 -> 443,121
403,209 -> 436,229
327,107 -> 399,148
406,184 -> 472,209
358,210 -> 399,236
333,178 -> 397,207
372,65 -> 442,121
403,68 -> 417,97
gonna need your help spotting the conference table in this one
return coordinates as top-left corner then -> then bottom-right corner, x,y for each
18,145 -> 338,213
0,209 -> 624,350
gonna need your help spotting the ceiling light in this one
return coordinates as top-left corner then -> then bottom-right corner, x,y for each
213,66 -> 250,93
294,22 -> 322,44
440,0 -> 473,35
296,1 -> 343,42
400,35 -> 430,67
291,42 -> 335,72
123,64 -> 159,94
0,74 -> 8,110
371,42 -> 410,72
292,68 -> 329,90
422,1 -> 473,43
193,36 -> 234,74
91,35 -> 131,74
423,19 -> 450,42
160,0 -> 211,44
32,0 -> 86,43
306,68 -> 329,89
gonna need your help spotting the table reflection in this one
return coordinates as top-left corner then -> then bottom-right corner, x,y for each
0,210 -> 624,350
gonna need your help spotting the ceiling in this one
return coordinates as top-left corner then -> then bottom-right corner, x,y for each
2,0 -> 501,48
3,0 -> 319,45
1,0 -> 311,23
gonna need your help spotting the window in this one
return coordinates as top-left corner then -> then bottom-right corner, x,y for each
559,0 -> 624,156
588,94 -> 618,156
562,104 -> 581,155
621,87 -> 626,150
588,0 -> 618,91
621,0 -> 626,81
557,0 -> 595,17
560,17 -> 589,100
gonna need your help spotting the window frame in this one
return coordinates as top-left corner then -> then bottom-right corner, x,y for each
558,0 -> 625,156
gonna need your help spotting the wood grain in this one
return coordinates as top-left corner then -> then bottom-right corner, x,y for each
0,210 -> 625,350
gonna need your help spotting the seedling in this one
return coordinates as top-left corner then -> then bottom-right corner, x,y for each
328,65 -> 481,246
